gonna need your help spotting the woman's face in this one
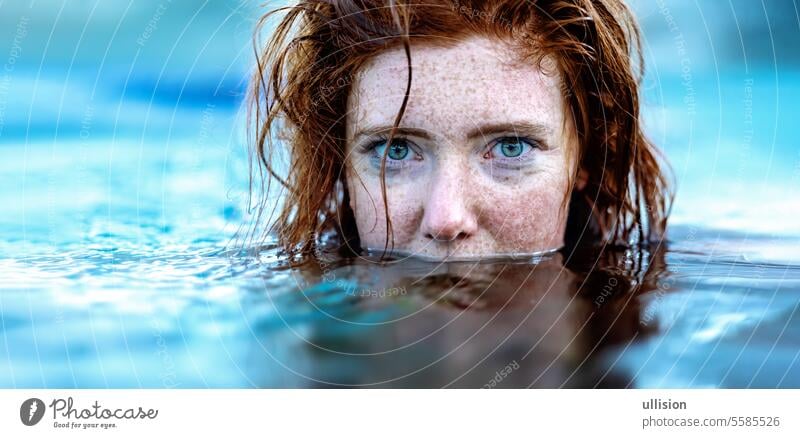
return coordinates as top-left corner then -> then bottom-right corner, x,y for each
345,35 -> 578,259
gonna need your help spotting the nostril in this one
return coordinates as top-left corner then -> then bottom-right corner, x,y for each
426,230 -> 469,242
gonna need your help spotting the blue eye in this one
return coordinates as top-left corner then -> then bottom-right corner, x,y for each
374,139 -> 411,161
488,137 -> 536,159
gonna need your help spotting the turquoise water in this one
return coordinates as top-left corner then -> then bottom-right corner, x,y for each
1,0 -> 800,388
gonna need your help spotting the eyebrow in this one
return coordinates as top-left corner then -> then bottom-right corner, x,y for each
465,122 -> 552,140
352,122 -> 552,141
353,126 -> 433,141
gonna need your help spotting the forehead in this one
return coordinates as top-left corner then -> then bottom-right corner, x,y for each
347,35 -> 564,138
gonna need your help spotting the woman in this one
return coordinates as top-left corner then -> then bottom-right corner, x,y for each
246,0 -> 672,261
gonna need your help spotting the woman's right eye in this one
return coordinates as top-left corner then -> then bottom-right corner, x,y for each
371,138 -> 416,162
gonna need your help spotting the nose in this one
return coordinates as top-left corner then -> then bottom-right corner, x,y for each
421,170 -> 478,242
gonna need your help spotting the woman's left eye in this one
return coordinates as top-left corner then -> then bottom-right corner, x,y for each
486,137 -> 536,159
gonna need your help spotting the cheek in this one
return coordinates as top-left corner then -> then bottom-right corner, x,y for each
349,176 -> 423,247
477,176 -> 570,251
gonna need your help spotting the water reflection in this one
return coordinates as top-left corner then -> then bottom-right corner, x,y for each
243,245 -> 667,387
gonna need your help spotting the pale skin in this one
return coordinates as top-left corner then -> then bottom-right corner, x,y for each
345,35 -> 582,260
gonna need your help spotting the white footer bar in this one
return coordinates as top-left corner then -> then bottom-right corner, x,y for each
1,390 -> 797,437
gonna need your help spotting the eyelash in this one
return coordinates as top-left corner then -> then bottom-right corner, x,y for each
361,135 -> 403,154
484,136 -> 541,162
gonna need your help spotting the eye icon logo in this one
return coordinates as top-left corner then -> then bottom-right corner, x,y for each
20,398 -> 45,426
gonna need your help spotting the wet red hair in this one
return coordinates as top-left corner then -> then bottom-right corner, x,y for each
245,0 -> 672,260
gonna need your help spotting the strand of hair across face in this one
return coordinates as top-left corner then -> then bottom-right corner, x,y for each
378,0 -> 413,260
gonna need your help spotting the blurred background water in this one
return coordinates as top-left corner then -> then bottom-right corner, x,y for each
1,0 -> 799,388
